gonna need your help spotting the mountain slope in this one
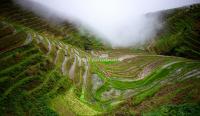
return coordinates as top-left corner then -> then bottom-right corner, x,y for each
0,1 -> 200,116
147,4 -> 200,60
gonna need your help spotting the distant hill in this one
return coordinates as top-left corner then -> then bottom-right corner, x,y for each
146,4 -> 200,60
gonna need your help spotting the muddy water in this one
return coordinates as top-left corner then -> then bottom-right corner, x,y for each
82,60 -> 89,88
46,38 -> 52,55
69,55 -> 77,80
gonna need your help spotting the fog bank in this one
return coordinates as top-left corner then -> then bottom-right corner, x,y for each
14,0 -> 200,47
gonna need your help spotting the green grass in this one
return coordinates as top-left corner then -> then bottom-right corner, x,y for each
50,88 -> 102,116
133,84 -> 161,105
143,103 -> 200,116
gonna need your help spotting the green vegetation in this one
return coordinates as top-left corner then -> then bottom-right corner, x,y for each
0,0 -> 200,115
143,103 -> 200,116
148,4 -> 200,60
0,0 -> 104,51
62,33 -> 105,50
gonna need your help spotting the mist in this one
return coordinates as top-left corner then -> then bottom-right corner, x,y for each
14,0 -> 200,47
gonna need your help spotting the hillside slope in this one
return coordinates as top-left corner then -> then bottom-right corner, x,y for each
0,0 -> 104,51
147,4 -> 200,60
0,20 -> 200,115
0,1 -> 200,116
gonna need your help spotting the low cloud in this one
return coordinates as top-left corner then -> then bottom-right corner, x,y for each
14,0 -> 200,47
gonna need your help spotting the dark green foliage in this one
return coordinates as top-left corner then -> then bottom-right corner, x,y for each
0,90 -> 59,116
63,33 -> 104,51
0,25 -> 15,38
150,4 -> 200,60
144,103 -> 200,116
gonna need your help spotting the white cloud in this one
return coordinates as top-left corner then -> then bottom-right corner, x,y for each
15,0 -> 200,47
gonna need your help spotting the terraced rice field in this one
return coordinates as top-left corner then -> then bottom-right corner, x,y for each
0,14 -> 200,116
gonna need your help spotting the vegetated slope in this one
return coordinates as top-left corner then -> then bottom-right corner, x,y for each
89,49 -> 200,115
0,1 -> 200,116
0,0 -> 104,51
147,4 -> 200,60
0,20 -> 96,115
1,19 -> 200,115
